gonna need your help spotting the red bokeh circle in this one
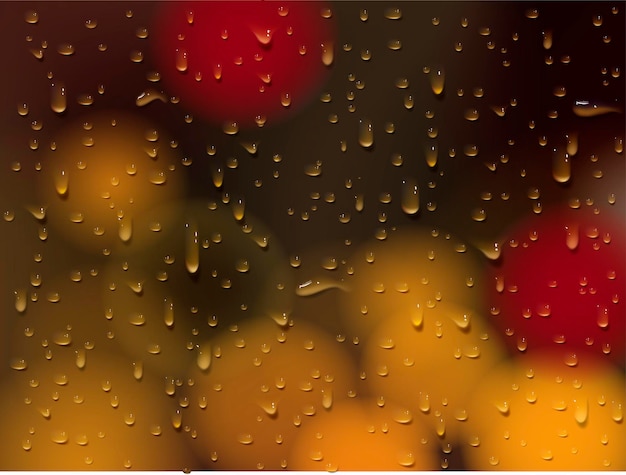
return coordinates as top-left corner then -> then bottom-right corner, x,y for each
151,1 -> 336,128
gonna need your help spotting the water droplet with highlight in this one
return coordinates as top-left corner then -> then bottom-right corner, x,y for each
175,48 -> 188,72
429,67 -> 445,95
552,148 -> 571,183
185,222 -> 199,274
574,398 -> 588,424
401,178 -> 419,215
50,82 -> 67,113
573,100 -> 621,117
197,343 -> 211,370
321,41 -> 334,66
136,88 -> 168,106
425,144 -> 438,167
565,224 -> 579,250
358,118 -> 374,148
118,216 -> 132,242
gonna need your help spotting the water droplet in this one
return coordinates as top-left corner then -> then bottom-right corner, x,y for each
401,178 -> 419,215
171,409 -> 183,429
611,401 -> 623,422
450,311 -> 471,329
464,108 -> 480,121
358,118 -> 374,148
542,29 -> 553,49
321,41 -> 334,66
495,400 -> 510,414
50,82 -> 67,113
10,358 -> 28,371
51,430 -> 68,444
573,100 -> 622,117
185,222 -> 199,274
429,67 -> 445,95
175,48 -> 188,72
384,7 -> 402,20
14,289 -> 27,313
597,305 -> 609,328
53,331 -> 71,346
222,121 -> 239,135
136,88 -> 168,106
552,148 -> 571,183
252,26 -> 274,47
425,144 -> 438,167
232,197 -> 245,221
197,343 -> 211,370
410,304 -> 424,330
57,43 -> 75,56
565,224 -> 579,250
237,433 -> 254,445
49,168 -> 69,199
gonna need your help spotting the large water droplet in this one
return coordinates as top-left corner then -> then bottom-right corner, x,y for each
572,100 -> 621,117
185,222 -> 199,274
175,48 -> 188,72
358,118 -> 374,148
164,297 -> 174,327
401,178 -> 419,215
429,67 -> 445,95
50,82 -> 67,113
296,278 -> 348,296
14,289 -> 27,313
136,88 -> 168,106
197,343 -> 211,370
552,148 -> 570,183
565,224 -> 579,250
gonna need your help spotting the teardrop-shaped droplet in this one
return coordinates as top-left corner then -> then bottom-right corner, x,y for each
495,400 -> 510,415
321,41 -> 334,66
232,197 -> 245,221
565,224 -> 579,250
425,144 -> 438,168
401,178 -> 419,215
429,67 -> 445,95
542,29 -> 553,49
164,297 -> 174,327
259,400 -> 278,416
450,311 -> 471,329
321,388 -> 333,409
118,216 -> 132,242
54,169 -> 69,197
197,343 -> 211,370
411,304 -> 424,329
185,222 -> 199,274
175,48 -> 188,72
51,82 -> 67,113
14,289 -> 27,313
574,398 -> 588,424
75,349 -> 86,369
418,392 -> 430,413
552,148 -> 571,183
358,118 -> 374,148
252,27 -> 274,46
